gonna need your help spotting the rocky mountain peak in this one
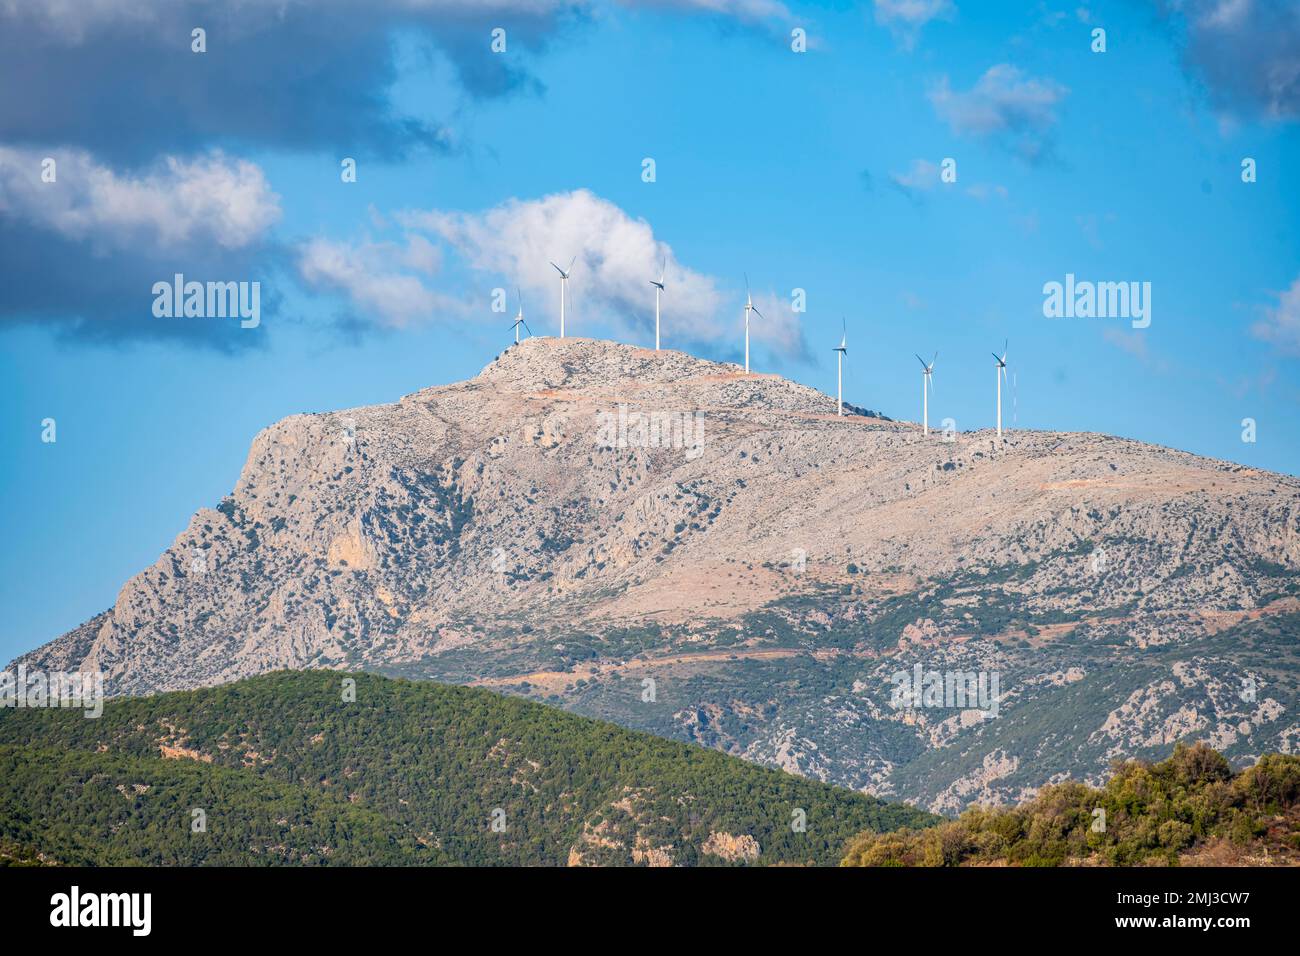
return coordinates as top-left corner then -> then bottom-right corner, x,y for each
15,335 -> 1300,814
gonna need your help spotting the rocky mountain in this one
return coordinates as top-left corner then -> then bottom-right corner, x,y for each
16,337 -> 1300,812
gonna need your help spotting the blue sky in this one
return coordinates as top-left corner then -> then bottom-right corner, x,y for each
2,0 -> 1299,661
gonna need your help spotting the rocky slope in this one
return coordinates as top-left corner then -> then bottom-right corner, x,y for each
16,337 -> 1300,811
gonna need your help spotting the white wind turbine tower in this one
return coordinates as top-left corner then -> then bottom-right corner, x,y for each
650,261 -> 666,350
833,318 -> 848,416
510,287 -> 532,344
915,352 -> 936,435
549,255 -> 575,337
992,340 -> 1008,438
743,274 -> 764,373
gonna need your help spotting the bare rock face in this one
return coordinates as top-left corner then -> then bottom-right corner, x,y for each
17,337 -> 1300,811
701,831 -> 761,862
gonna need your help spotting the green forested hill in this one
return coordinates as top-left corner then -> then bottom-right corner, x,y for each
0,670 -> 934,866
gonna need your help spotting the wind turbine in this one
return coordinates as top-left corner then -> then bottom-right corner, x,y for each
916,352 -> 936,435
833,319 -> 848,416
992,340 -> 1008,438
550,255 -> 575,337
743,274 -> 764,373
510,287 -> 532,344
650,261 -> 666,351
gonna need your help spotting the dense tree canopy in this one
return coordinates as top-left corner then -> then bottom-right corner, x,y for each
0,670 -> 935,866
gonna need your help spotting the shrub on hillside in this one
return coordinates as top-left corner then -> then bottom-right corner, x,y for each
842,742 -> 1300,867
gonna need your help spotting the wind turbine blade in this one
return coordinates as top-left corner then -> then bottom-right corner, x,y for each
931,351 -> 938,366
566,255 -> 576,273
523,320 -> 532,336
915,353 -> 927,368
751,305 -> 764,320
993,352 -> 1003,363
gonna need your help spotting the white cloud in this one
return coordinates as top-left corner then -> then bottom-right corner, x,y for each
888,158 -> 1006,203
889,158 -> 941,195
305,189 -> 808,359
874,0 -> 954,48
297,235 -> 460,329
0,146 -> 280,252
929,64 -> 1068,161
401,189 -> 727,340
1251,275 -> 1300,356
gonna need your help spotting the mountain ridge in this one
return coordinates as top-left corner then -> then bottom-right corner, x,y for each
15,337 -> 1300,812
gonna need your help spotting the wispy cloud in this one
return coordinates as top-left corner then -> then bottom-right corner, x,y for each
1103,327 -> 1171,374
929,63 -> 1068,161
889,158 -> 941,198
964,182 -> 1009,201
887,158 -> 1005,203
1251,275 -> 1300,356
874,0 -> 955,49
298,234 -> 458,330
1103,328 -> 1150,360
